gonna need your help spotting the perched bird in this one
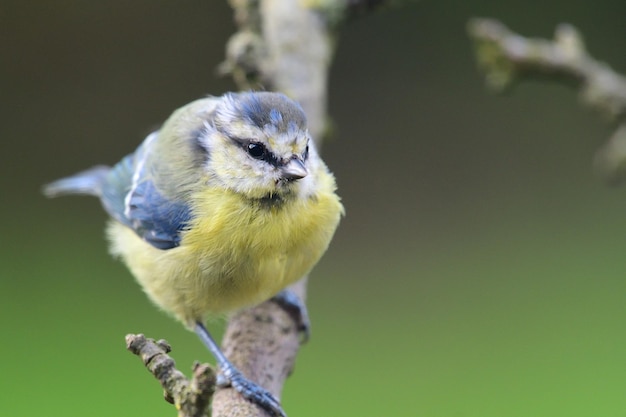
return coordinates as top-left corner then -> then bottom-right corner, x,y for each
43,91 -> 343,417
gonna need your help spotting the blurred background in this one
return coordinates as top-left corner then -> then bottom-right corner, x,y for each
2,1 -> 626,416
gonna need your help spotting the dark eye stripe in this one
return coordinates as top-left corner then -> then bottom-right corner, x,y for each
244,141 -> 280,167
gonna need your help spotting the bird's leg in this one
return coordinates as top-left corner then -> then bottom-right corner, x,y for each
194,322 -> 286,417
270,289 -> 311,343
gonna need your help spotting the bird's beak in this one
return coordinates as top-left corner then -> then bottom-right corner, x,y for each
281,157 -> 308,180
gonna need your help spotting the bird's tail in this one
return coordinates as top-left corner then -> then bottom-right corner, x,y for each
42,165 -> 111,198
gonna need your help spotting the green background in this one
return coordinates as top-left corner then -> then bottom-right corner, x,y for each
2,1 -> 626,416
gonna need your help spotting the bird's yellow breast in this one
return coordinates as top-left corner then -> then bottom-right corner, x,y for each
108,174 -> 342,327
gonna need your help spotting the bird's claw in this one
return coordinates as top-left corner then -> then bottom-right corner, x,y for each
218,370 -> 287,417
271,289 -> 311,343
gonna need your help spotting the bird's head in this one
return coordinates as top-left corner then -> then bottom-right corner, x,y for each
199,92 -> 319,202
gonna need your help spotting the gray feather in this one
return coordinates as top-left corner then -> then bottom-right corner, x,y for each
42,166 -> 110,197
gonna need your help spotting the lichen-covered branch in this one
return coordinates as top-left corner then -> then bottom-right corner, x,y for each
468,18 -> 626,184
210,302 -> 304,417
126,334 -> 216,417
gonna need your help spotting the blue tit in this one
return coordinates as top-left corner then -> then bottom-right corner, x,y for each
43,91 -> 343,417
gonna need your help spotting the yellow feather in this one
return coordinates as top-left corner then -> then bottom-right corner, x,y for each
108,167 -> 342,328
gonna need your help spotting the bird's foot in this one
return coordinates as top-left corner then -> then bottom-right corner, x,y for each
217,369 -> 286,417
271,289 -> 311,343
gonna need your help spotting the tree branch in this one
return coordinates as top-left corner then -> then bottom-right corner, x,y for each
210,301 -> 304,417
467,18 -> 626,184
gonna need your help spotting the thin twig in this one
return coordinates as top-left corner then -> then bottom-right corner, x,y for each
468,18 -> 626,184
126,334 -> 216,417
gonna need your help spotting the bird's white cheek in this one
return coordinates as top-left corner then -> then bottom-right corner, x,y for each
296,174 -> 317,198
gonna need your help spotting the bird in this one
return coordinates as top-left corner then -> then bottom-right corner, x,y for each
43,91 -> 344,417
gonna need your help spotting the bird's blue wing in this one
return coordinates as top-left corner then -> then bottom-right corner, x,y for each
101,136 -> 192,250
122,177 -> 192,249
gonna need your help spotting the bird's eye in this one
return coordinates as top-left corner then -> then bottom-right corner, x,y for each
247,142 -> 266,159
303,144 -> 310,160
